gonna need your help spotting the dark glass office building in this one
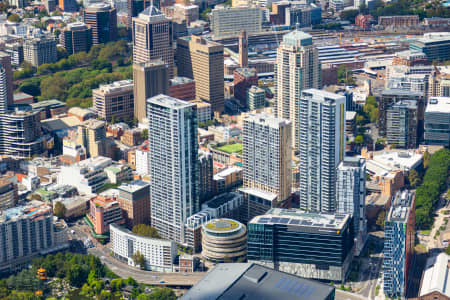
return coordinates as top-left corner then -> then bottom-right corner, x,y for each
248,208 -> 354,282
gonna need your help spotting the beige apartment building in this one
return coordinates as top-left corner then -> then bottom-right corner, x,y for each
242,113 -> 292,204
428,68 -> 450,98
132,6 -> 174,78
210,7 -> 262,38
176,36 -> 224,113
24,37 -> 57,67
274,30 -> 320,151
0,179 -> 18,211
173,2 -> 199,25
133,60 -> 169,122
93,80 -> 134,122
76,119 -> 110,158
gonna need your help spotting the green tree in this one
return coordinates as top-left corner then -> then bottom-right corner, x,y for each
17,77 -> 41,95
132,224 -> 160,238
66,264 -> 87,287
354,135 -> 364,145
337,65 -> 347,82
366,96 -> 377,107
376,210 -> 386,229
110,278 -> 123,292
137,287 -> 176,300
7,14 -> 21,22
141,129 -> 149,140
408,169 -> 421,188
340,9 -> 359,23
369,108 -> 379,123
445,245 -> 450,255
99,290 -> 111,300
415,149 -> 450,229
359,2 -> 369,14
91,280 -> 104,294
126,277 -> 137,286
423,151 -> 430,169
87,270 -> 98,286
39,9 -> 49,18
53,201 -> 66,219
132,251 -> 145,270
200,8 -> 211,21
356,114 -> 365,126
80,283 -> 93,297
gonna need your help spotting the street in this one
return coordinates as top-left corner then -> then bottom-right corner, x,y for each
68,222 -> 207,286
336,289 -> 369,300
68,221 -> 379,297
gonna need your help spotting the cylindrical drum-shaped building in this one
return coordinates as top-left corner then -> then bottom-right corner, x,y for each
201,218 -> 247,263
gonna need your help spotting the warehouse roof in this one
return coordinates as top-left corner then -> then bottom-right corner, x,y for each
181,263 -> 335,300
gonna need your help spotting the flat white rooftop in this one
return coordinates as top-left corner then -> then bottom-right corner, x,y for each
239,187 -> 277,202
147,94 -> 194,109
244,113 -> 291,128
372,150 -> 423,172
426,97 -> 450,114
420,253 -> 450,297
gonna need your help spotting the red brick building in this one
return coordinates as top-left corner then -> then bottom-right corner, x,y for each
233,68 -> 258,106
88,195 -> 125,235
168,77 -> 196,101
355,14 -> 373,29
117,180 -> 150,229
378,15 -> 419,27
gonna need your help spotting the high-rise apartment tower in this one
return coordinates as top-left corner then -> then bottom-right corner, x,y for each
299,89 -> 345,213
243,113 -> 292,203
274,30 -> 321,150
147,95 -> 198,244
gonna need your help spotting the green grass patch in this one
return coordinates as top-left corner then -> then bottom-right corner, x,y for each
216,143 -> 243,154
415,244 -> 427,253
435,230 -> 440,240
419,230 -> 431,235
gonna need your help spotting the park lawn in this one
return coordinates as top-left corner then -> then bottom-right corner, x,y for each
216,143 -> 243,154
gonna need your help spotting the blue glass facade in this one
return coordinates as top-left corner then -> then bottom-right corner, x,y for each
383,190 -> 415,298
248,220 -> 354,269
410,38 -> 450,61
383,221 -> 406,296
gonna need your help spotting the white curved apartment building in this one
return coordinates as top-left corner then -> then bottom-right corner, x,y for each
110,224 -> 176,272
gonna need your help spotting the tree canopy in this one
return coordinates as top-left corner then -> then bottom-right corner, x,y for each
53,202 -> 66,219
15,41 -> 132,108
415,149 -> 450,229
340,9 -> 359,23
132,251 -> 146,270
7,14 -> 20,22
132,224 -> 161,239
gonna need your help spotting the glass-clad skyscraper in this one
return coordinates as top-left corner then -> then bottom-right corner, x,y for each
247,208 -> 354,282
383,190 -> 415,297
